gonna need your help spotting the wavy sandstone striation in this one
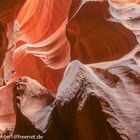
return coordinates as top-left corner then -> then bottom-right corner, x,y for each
67,1 -> 138,64
11,0 -> 73,93
109,0 -> 140,43
0,0 -> 140,139
12,60 -> 140,140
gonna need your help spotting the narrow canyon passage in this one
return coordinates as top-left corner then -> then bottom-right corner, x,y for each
0,0 -> 139,139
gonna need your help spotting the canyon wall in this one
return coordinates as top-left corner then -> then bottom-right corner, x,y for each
0,0 -> 139,139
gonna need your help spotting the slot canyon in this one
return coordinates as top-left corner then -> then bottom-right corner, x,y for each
0,0 -> 140,139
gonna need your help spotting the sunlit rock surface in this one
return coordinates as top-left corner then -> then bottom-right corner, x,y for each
13,60 -> 140,140
108,0 -> 140,43
0,0 -> 140,139
13,76 -> 54,118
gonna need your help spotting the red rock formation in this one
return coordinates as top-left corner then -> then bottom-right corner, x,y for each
11,0 -> 73,93
13,76 -> 54,126
17,0 -> 72,43
0,0 -> 26,133
109,0 -> 140,43
0,23 -> 7,68
12,24 -> 69,93
0,0 -> 140,138
67,1 -> 138,64
11,0 -> 138,92
0,83 -> 15,131
0,0 -> 26,23
12,59 -> 140,140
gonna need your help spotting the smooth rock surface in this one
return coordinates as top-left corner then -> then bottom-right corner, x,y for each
0,0 -> 140,138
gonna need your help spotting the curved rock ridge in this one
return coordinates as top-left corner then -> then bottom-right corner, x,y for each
13,76 -> 54,122
109,0 -> 140,43
11,0 -> 138,92
67,0 -> 138,64
0,0 -> 139,136
10,0 -> 73,92
12,23 -> 69,93
10,0 -> 138,91
17,0 -> 72,43
12,60 -> 140,140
